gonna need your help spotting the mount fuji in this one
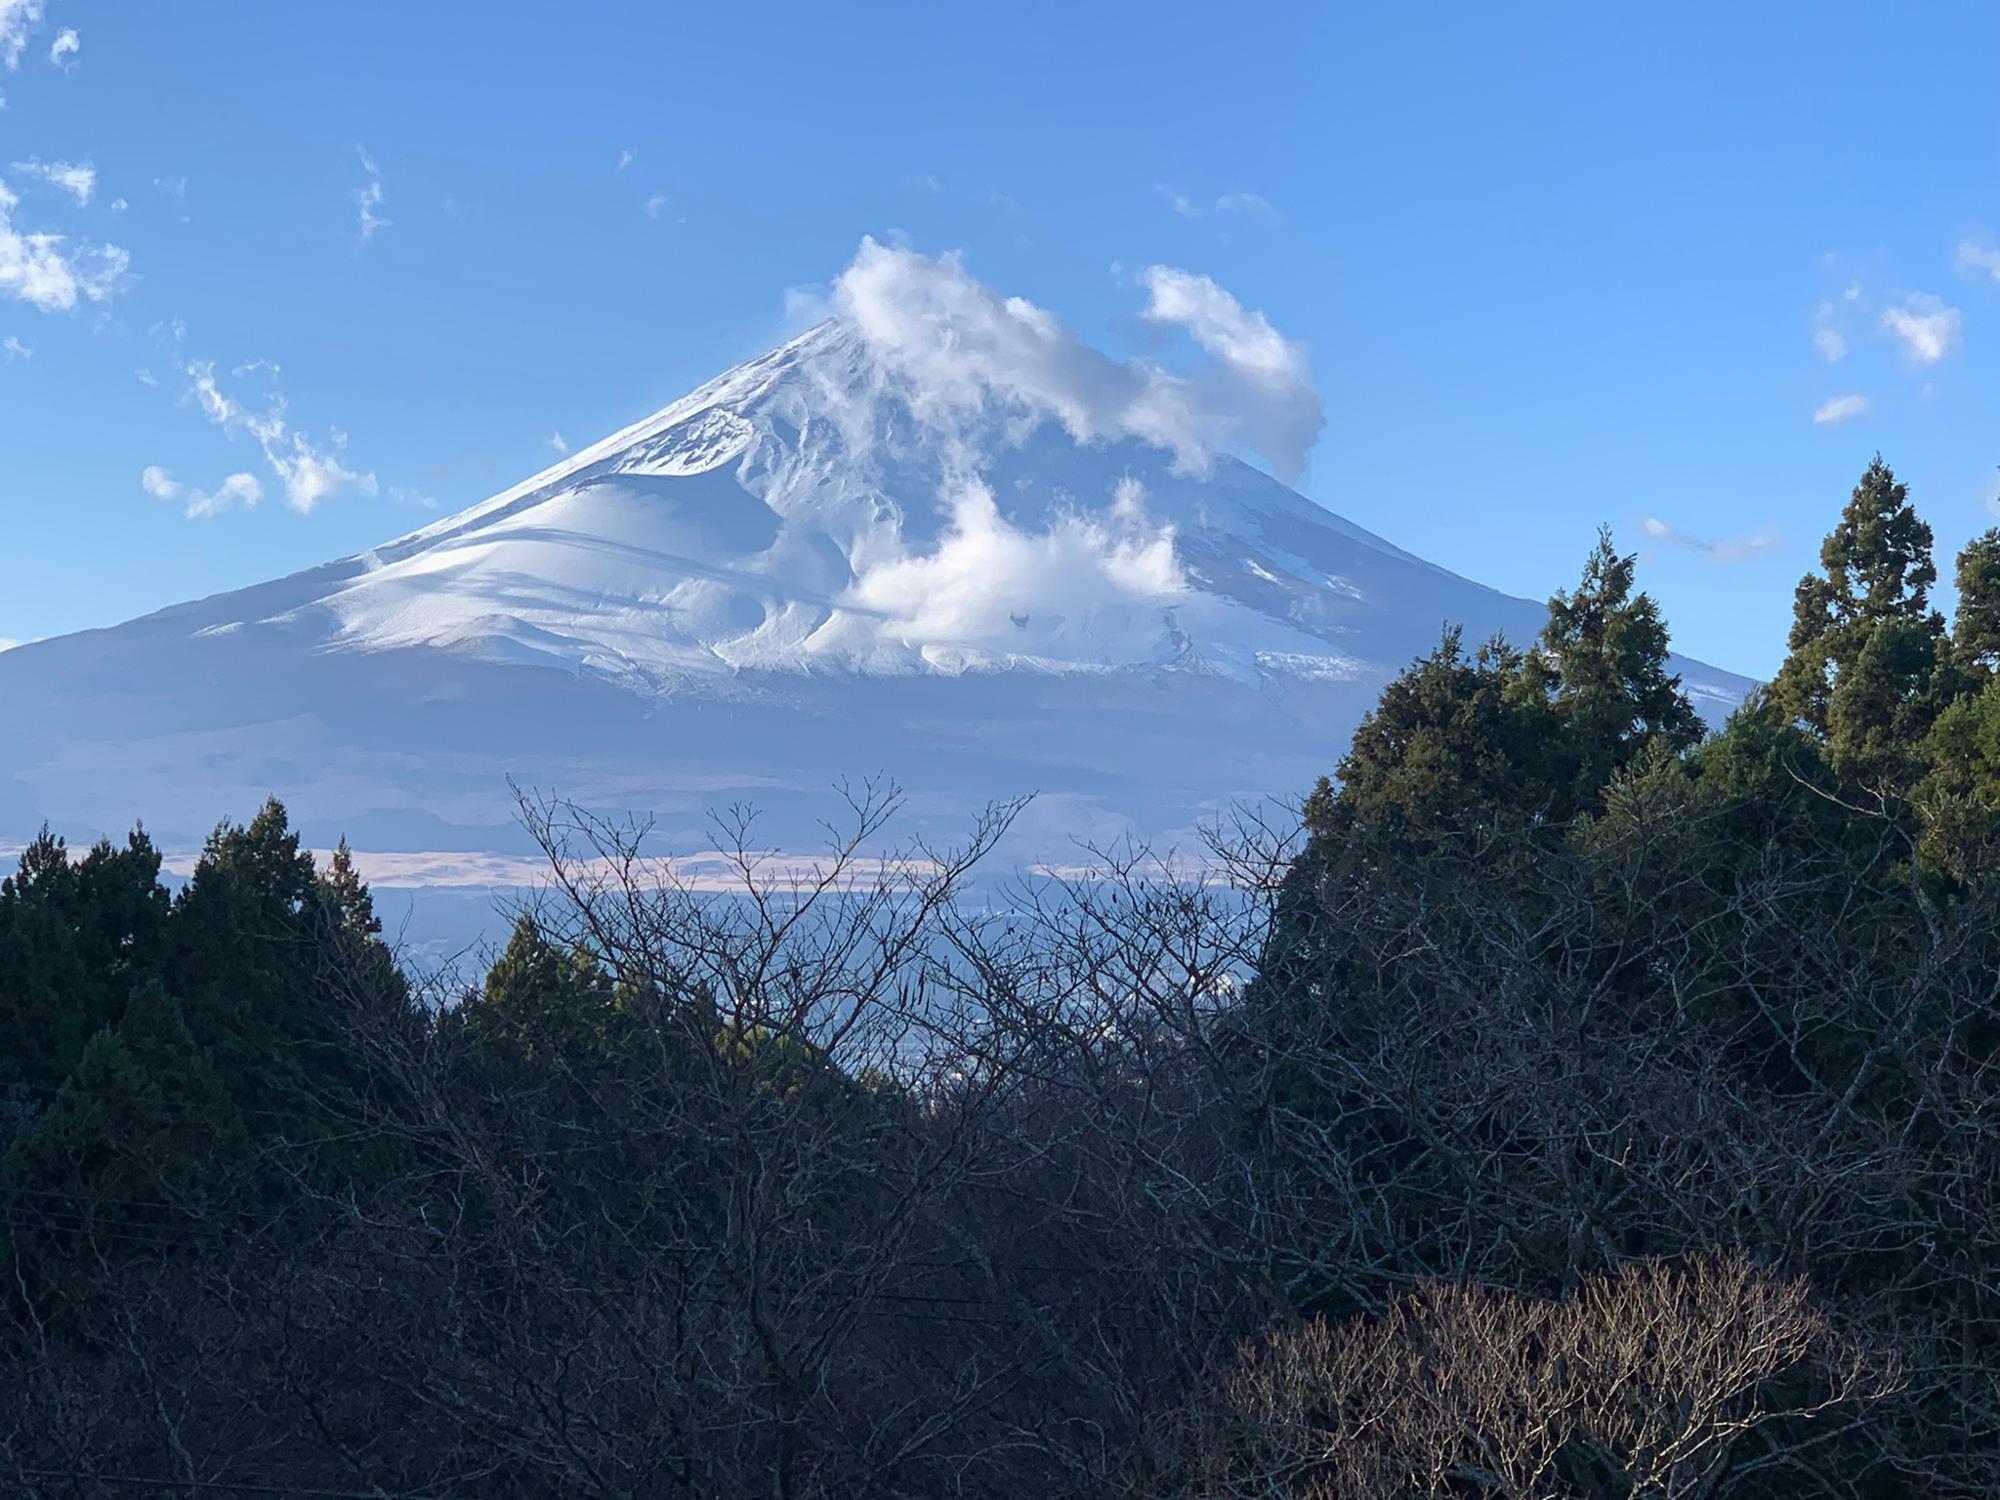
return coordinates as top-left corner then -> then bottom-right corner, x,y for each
0,247 -> 1753,897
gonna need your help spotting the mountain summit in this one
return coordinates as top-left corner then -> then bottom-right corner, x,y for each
0,278 -> 1752,882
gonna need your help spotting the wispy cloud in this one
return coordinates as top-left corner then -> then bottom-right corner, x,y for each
46,24 -> 73,65
1956,237 -> 2000,284
11,156 -> 93,204
354,146 -> 388,243
1878,292 -> 1960,364
908,172 -> 944,194
1811,393 -> 1868,426
1155,185 -> 1278,219
183,359 -> 378,512
1212,191 -> 1276,216
547,431 -> 569,454
1,333 -> 26,361
143,464 -> 263,520
1811,298 -> 1846,363
0,178 -> 129,311
1640,515 -> 1776,563
616,148 -> 634,173
645,191 -> 668,220
0,0 -> 44,71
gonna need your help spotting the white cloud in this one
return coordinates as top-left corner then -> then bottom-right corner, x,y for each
0,178 -> 129,311
1878,293 -> 1961,364
146,465 -> 262,520
1811,393 -> 1868,426
354,146 -> 388,242
11,157 -> 93,204
0,0 -> 43,70
645,191 -> 668,220
1811,299 -> 1846,363
0,332 -> 26,360
616,148 -> 634,173
46,24 -> 73,65
829,237 -> 1323,481
185,472 -> 262,519
1956,237 -> 2000,284
780,282 -> 831,334
1156,186 -> 1278,219
547,431 -> 569,454
1639,515 -> 1775,564
183,360 -> 378,512
1137,265 -> 1322,479
909,173 -> 944,194
134,366 -> 156,385
1213,191 -> 1277,216
844,474 -> 1184,649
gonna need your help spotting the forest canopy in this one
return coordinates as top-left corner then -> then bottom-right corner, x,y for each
3,456 -> 1998,1498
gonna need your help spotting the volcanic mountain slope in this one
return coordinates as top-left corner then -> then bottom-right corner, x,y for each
0,316 -> 1752,880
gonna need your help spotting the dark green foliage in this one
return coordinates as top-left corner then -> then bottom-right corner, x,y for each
1951,527 -> 2000,679
1325,529 -> 1697,846
1771,456 -> 1947,784
0,826 -> 169,1098
5,978 -> 244,1210
1514,525 -> 1703,803
454,912 -> 621,1075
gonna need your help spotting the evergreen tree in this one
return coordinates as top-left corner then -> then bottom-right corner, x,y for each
457,913 -> 620,1075
1327,629 -> 1548,836
1515,527 -> 1702,806
1952,527 -> 2000,679
4,977 -> 244,1212
318,836 -> 411,1019
0,827 -> 169,1100
1771,456 -> 1946,783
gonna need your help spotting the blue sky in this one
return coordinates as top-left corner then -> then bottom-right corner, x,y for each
3,0 -> 1997,677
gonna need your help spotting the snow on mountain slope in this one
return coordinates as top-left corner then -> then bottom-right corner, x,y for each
0,244 -> 1754,895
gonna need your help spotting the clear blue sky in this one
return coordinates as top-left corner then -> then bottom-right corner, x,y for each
5,1 -> 1997,677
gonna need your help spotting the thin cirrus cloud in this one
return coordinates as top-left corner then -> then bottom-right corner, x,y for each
1,333 -> 27,360
1811,299 -> 1846,363
1155,184 -> 1278,219
183,360 -> 378,513
46,24 -> 73,65
1811,394 -> 1868,426
141,464 -> 264,521
1955,237 -> 2000,283
354,145 -> 388,242
1640,516 -> 1775,564
829,236 -> 1324,482
1877,293 -> 1961,364
0,177 -> 129,311
10,156 -> 94,204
